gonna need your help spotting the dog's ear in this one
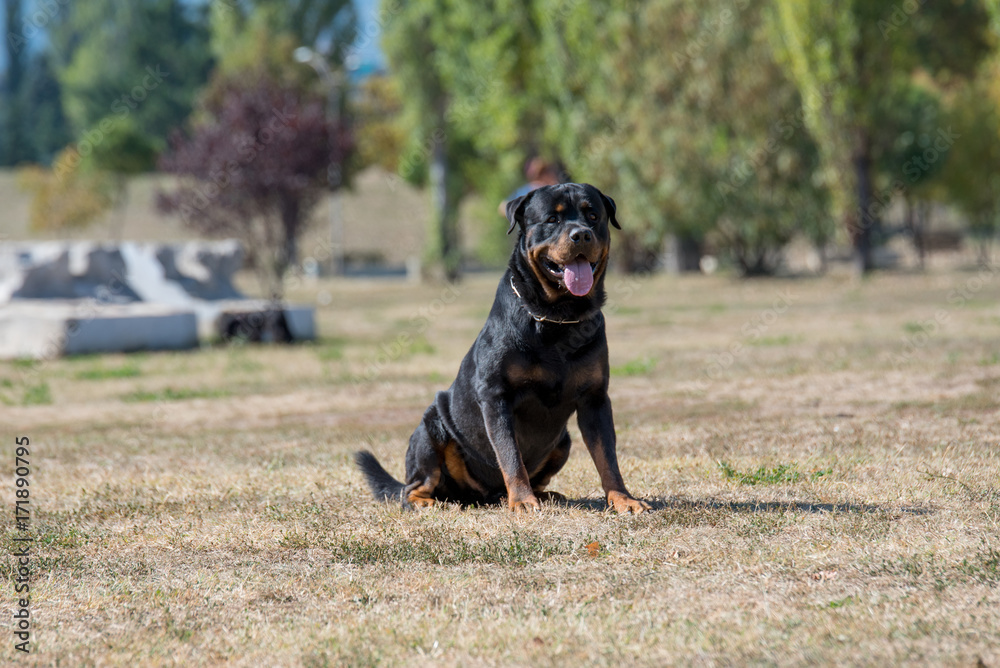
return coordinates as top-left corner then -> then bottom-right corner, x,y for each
505,190 -> 535,235
600,193 -> 621,230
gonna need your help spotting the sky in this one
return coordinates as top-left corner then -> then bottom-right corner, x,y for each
349,0 -> 386,77
1,0 -> 386,78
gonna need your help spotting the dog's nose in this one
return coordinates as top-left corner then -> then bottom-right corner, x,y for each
569,228 -> 592,244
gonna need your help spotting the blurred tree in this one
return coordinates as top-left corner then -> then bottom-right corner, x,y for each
870,82 -> 945,268
208,0 -> 356,59
538,0 -> 830,274
451,1 -> 576,268
17,52 -> 73,166
17,147 -> 115,233
1,0 -> 31,166
208,3 -> 319,85
49,0 -> 213,154
92,114 -> 160,239
204,0 -> 358,236
383,0 -> 479,281
939,62 -> 1000,265
771,0 -> 994,273
383,0 -> 836,276
431,1 -> 561,238
157,76 -> 352,301
353,75 -> 405,174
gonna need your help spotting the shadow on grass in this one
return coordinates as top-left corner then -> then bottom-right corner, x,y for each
562,496 -> 934,515
377,493 -> 934,517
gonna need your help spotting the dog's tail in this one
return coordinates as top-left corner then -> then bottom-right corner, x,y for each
354,450 -> 407,502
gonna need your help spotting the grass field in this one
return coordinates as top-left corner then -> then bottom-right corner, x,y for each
3,264 -> 999,666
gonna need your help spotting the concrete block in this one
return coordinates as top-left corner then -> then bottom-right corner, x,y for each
214,301 -> 316,343
284,305 -> 316,341
0,240 -> 315,355
0,301 -> 198,359
0,240 -> 244,303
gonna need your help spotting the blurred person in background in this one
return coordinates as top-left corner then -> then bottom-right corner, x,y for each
497,157 -> 567,216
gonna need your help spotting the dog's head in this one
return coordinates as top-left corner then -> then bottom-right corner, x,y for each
505,183 -> 619,302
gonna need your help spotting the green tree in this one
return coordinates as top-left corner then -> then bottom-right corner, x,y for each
770,0 -> 993,273
534,0 -> 830,274
870,82 -> 945,268
209,0 -> 356,58
17,147 -> 115,234
382,0 -> 482,281
353,74 -> 406,174
50,0 -> 213,153
939,62 -> 1000,265
17,52 -> 73,165
1,3 -> 71,167
1,0 -> 31,166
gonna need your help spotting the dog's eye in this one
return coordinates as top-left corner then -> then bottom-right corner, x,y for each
588,212 -> 598,221
546,215 -> 558,224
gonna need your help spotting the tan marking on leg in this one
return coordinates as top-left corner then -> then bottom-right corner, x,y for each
406,469 -> 441,508
443,442 -> 485,493
500,467 -> 540,514
584,433 -> 648,514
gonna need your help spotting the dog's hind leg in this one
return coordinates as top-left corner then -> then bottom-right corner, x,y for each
529,431 -> 571,503
402,414 -> 445,508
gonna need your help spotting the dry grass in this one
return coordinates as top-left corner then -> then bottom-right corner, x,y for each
3,263 -> 1000,666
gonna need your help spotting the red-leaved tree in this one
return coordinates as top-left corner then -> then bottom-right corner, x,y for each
158,75 -> 351,300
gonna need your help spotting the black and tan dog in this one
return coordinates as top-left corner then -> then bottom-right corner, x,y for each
356,183 -> 649,514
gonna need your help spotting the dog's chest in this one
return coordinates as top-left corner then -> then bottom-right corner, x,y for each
506,352 -> 604,409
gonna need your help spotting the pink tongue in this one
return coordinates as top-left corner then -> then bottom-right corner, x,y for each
563,257 -> 594,296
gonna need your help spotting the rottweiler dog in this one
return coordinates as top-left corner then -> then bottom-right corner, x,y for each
355,183 -> 649,514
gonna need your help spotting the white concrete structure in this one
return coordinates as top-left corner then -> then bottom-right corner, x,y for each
0,300 -> 199,359
0,240 -> 316,358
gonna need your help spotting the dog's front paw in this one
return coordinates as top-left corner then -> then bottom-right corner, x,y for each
607,490 -> 650,515
508,494 -> 542,514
